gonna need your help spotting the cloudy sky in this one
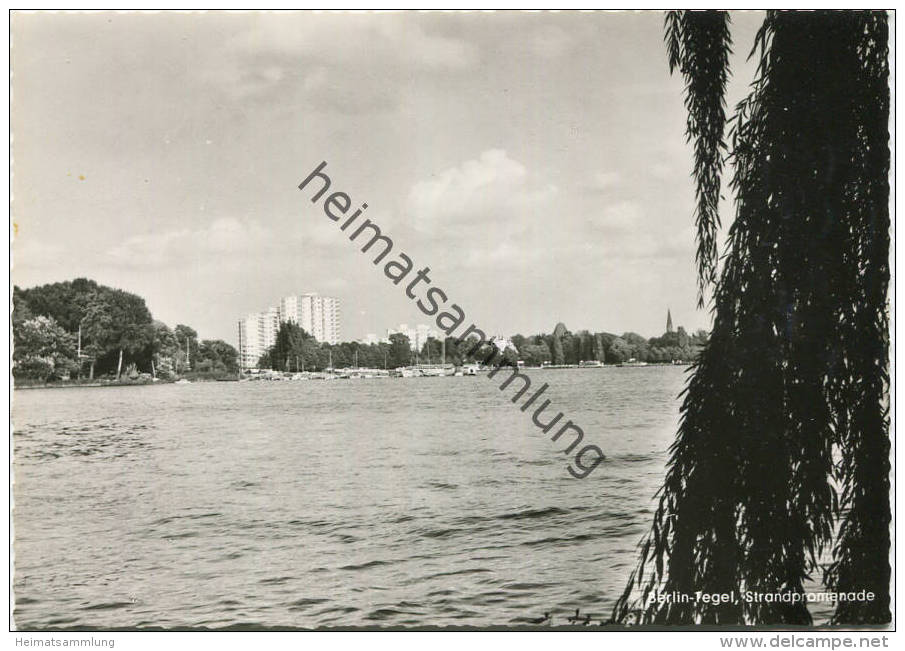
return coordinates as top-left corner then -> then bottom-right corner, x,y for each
12,11 -> 763,344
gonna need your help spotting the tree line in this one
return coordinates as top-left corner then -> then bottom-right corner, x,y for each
509,322 -> 707,366
257,320 -> 708,372
13,278 -> 239,382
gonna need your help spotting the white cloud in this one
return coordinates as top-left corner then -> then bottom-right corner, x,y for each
400,149 -> 563,281
234,15 -> 478,70
105,217 -> 272,268
591,170 -> 622,190
463,238 -> 524,267
650,162 -> 675,180
599,200 -> 646,232
407,149 -> 556,231
201,14 -> 479,101
590,209 -> 695,262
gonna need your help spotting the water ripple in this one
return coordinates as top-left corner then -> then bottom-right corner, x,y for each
12,368 -> 706,628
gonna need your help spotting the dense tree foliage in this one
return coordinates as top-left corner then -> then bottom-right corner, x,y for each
12,316 -> 78,381
257,322 -> 320,371
13,278 -> 238,381
15,279 -> 154,379
613,10 -> 890,625
196,340 -> 240,375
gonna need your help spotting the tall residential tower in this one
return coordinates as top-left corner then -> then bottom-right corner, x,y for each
279,293 -> 340,345
238,293 -> 341,369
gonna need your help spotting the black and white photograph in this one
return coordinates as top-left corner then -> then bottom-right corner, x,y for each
8,6 -> 895,643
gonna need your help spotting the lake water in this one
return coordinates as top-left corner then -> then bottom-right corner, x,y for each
13,366 -> 711,628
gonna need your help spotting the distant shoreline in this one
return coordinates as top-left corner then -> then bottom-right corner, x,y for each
13,364 -> 690,391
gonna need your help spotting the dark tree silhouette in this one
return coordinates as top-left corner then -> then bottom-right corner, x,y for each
613,10 -> 890,625
665,10 -> 731,307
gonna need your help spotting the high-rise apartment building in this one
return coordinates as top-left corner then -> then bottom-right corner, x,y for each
278,293 -> 340,345
238,293 -> 340,369
237,309 -> 279,369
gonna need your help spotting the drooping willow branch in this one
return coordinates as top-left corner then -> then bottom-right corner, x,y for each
665,10 -> 731,308
612,10 -> 890,626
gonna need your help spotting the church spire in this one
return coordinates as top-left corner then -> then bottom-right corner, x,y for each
667,309 -> 674,333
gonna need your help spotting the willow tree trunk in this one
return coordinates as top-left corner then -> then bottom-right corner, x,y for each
116,348 -> 123,381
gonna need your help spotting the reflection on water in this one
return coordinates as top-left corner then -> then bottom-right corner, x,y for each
14,367 -> 690,628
